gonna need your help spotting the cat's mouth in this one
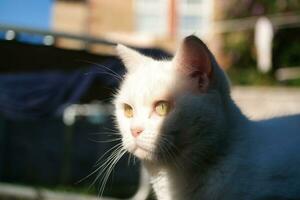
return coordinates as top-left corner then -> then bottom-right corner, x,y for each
132,144 -> 154,160
135,144 -> 151,152
134,144 -> 151,153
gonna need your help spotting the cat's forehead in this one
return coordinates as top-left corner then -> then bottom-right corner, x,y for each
119,60 -> 178,104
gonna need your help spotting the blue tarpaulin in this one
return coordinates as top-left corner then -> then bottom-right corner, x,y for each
0,59 -> 125,120
0,46 -> 169,121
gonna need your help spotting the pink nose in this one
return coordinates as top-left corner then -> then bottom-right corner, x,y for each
131,127 -> 144,138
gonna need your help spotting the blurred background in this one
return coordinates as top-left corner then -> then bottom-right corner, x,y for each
0,0 -> 299,199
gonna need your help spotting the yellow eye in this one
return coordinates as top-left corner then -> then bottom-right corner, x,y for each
124,104 -> 134,118
154,101 -> 170,116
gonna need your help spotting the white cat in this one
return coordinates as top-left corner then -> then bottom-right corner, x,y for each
114,35 -> 300,200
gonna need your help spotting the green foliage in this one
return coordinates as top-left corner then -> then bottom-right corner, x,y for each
273,28 -> 300,69
227,66 -> 276,85
223,32 -> 256,69
223,0 -> 300,19
227,66 -> 300,86
221,0 -> 300,86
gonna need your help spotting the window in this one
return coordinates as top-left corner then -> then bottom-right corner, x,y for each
134,0 -> 168,36
186,0 -> 202,4
178,0 -> 213,37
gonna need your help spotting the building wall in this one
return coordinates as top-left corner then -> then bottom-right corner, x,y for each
134,0 -> 169,36
206,0 -> 229,69
52,1 -> 88,49
177,0 -> 214,39
88,0 -> 134,37
51,0 -> 224,56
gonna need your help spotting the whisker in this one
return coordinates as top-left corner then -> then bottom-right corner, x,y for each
76,143 -> 122,184
84,71 -> 122,82
103,127 -> 120,132
89,131 -> 120,136
77,59 -> 124,81
158,135 -> 184,171
91,146 -> 123,189
89,137 -> 122,144
98,149 -> 127,197
127,152 -> 132,166
95,143 -> 123,166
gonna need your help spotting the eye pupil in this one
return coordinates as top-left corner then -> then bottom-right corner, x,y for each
155,101 -> 170,116
124,104 -> 133,118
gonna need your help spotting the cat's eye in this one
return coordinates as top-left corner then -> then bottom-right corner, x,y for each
154,101 -> 170,116
124,104 -> 134,118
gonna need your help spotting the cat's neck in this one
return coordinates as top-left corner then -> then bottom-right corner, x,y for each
143,162 -> 184,200
223,93 -> 248,127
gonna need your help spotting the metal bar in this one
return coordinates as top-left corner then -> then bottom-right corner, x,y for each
0,182 -> 118,200
0,117 -> 6,180
0,23 -> 117,46
275,67 -> 300,81
212,13 -> 300,33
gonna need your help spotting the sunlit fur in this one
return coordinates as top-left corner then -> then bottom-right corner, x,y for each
114,53 -> 180,161
114,41 -> 232,162
114,42 -> 236,199
114,39 -> 300,200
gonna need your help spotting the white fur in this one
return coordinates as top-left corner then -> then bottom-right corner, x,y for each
114,44 -> 221,200
114,52 -> 182,160
114,42 -> 231,200
114,42 -> 300,200
114,43 -> 224,200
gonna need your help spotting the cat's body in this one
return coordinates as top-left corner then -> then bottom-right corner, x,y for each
144,93 -> 300,200
148,115 -> 300,200
114,36 -> 300,200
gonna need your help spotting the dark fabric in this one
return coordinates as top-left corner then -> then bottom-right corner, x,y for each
0,59 -> 124,120
0,70 -> 89,120
1,116 -> 140,197
0,46 -> 170,196
0,47 -> 170,120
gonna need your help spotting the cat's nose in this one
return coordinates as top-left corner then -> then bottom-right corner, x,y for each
131,127 -> 144,138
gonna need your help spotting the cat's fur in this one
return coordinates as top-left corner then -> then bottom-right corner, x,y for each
114,35 -> 300,200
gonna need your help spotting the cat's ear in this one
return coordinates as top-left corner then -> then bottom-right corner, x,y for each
174,35 -> 212,91
116,44 -> 152,72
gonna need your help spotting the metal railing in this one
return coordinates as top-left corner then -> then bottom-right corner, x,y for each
212,13 -> 300,34
0,23 -> 117,46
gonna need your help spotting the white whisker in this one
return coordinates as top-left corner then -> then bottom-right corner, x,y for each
76,143 -> 122,185
98,149 -> 127,197
77,59 -> 124,81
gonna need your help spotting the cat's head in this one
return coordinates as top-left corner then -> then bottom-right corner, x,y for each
114,36 -> 229,163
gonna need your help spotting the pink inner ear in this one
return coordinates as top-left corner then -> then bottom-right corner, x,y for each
174,36 -> 212,91
178,36 -> 212,78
